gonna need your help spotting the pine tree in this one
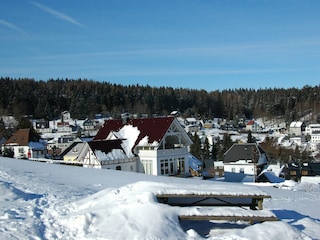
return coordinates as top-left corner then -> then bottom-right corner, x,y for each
190,132 -> 201,159
211,139 -> 219,160
203,136 -> 210,160
247,130 -> 255,143
218,133 -> 233,160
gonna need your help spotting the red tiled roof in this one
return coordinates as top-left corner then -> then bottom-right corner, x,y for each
94,117 -> 175,147
5,129 -> 40,146
247,120 -> 254,125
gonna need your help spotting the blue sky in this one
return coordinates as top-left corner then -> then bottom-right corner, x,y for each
1,0 -> 319,91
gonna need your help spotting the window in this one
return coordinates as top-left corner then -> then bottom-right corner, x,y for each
160,159 -> 169,175
142,160 -> 153,175
160,159 -> 178,175
177,158 -> 185,173
170,162 -> 174,175
165,162 -> 169,174
116,166 -> 121,171
161,162 -> 164,175
290,171 -> 297,176
142,146 -> 154,151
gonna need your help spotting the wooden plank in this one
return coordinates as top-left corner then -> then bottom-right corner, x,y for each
177,207 -> 278,223
157,194 -> 269,210
178,215 -> 278,222
164,202 -> 254,207
156,193 -> 271,199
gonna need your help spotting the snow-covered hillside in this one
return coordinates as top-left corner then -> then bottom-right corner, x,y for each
0,157 -> 319,239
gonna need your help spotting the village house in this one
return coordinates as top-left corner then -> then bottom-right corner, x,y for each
82,140 -> 137,171
32,119 -> 51,134
92,116 -> 193,176
184,117 -> 200,133
220,120 -> 236,131
289,121 -> 306,136
47,111 -> 74,134
223,143 -> 269,182
46,135 -> 76,155
2,128 -> 46,159
305,123 -> 320,135
304,124 -> 320,152
310,133 -> 320,145
284,161 -> 320,181
59,137 -> 87,163
58,137 -> 137,170
213,160 -> 224,178
246,120 -> 260,132
80,118 -> 99,137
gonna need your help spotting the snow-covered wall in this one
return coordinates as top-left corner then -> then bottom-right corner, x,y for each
301,176 -> 320,185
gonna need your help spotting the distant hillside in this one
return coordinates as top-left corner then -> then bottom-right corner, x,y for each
1,77 -> 320,123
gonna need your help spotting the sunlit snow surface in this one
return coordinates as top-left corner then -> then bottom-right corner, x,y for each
0,157 -> 320,239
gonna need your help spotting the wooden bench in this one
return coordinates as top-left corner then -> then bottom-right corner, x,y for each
177,206 -> 278,223
157,193 -> 271,210
156,192 -> 278,224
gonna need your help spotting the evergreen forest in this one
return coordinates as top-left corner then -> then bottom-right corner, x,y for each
1,77 -> 320,123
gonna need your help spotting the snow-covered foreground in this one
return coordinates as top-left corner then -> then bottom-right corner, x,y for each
0,157 -> 320,240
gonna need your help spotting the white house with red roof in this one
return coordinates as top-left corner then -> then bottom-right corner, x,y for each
246,120 -> 262,132
2,129 -> 46,159
93,116 -> 193,176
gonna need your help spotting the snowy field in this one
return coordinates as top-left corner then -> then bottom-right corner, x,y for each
0,157 -> 320,240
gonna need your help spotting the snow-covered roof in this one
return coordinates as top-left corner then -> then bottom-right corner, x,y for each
89,140 -> 124,154
290,121 -> 303,128
94,117 -> 192,153
185,117 -> 197,123
258,170 -> 285,183
88,140 -> 128,161
188,154 -> 202,171
95,117 -> 174,143
28,141 -> 46,150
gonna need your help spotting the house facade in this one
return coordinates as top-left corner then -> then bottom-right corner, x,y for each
93,116 -> 193,176
305,123 -> 320,135
47,135 -> 76,154
82,140 -> 137,171
60,138 -> 87,162
2,129 -> 46,159
246,120 -> 260,132
305,124 -> 320,145
223,143 -> 269,182
289,121 -> 306,136
59,138 -> 138,170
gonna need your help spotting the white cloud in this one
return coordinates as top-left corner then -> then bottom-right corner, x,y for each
0,19 -> 26,34
30,1 -> 85,28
